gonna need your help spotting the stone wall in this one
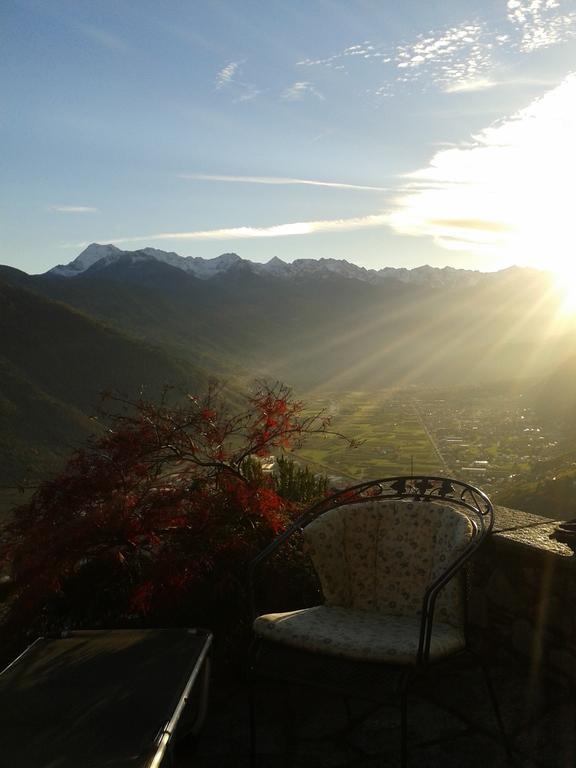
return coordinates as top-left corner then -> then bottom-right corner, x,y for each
469,505 -> 576,685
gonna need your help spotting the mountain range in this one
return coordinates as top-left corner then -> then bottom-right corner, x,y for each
48,243 -> 484,286
2,243 -> 576,486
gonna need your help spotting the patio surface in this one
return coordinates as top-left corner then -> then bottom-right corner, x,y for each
175,649 -> 576,767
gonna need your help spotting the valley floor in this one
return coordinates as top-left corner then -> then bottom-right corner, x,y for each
293,385 -> 569,502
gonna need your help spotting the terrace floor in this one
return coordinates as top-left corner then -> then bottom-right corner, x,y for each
175,649 -> 576,768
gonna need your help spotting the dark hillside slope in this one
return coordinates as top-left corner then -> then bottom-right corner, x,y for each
0,280 -> 208,483
495,352 -> 576,520
495,429 -> 576,521
0,355 -> 95,484
0,265 -> 231,374
531,353 -> 576,426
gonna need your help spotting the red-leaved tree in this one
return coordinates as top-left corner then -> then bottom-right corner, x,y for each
0,381 -> 354,658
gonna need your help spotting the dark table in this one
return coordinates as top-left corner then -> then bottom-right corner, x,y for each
0,628 -> 212,768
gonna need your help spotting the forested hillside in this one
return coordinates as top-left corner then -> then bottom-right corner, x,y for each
0,278 -> 209,485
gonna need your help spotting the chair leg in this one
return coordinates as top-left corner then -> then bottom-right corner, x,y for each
247,639 -> 262,768
400,689 -> 408,768
281,684 -> 298,768
343,696 -> 353,726
479,657 -> 514,763
399,672 -> 411,768
249,682 -> 257,768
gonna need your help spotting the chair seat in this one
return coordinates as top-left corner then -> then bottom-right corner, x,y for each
254,606 -> 465,664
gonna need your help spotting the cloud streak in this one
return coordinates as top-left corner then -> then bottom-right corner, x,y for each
216,61 -> 241,88
281,81 -> 325,101
297,41 -> 388,71
77,25 -> 128,52
178,173 -> 390,192
49,205 -> 99,213
443,78 -> 497,93
77,213 -> 390,247
215,60 -> 261,102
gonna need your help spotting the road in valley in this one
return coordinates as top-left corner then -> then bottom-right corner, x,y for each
410,399 -> 452,474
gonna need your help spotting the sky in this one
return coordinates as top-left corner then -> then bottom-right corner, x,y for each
2,0 -> 576,274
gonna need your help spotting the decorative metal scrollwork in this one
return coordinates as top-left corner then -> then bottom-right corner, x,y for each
311,475 -> 492,527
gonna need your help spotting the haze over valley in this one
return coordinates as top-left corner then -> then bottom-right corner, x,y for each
2,243 -> 576,520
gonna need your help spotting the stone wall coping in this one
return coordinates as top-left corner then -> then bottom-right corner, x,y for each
492,505 -> 573,561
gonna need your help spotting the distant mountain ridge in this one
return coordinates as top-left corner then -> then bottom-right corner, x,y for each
47,243 -> 484,287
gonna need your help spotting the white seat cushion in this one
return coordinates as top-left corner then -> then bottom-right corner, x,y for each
254,605 -> 465,665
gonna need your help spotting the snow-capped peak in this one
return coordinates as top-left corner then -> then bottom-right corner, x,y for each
49,243 -> 123,277
260,256 -> 290,276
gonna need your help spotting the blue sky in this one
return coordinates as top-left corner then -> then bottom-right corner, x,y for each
2,0 -> 576,274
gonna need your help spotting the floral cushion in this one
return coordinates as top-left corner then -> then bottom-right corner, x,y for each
302,500 -> 473,626
254,605 -> 465,663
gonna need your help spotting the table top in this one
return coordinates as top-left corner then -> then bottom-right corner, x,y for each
0,628 -> 212,768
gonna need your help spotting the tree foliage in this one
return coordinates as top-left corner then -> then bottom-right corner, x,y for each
0,381 -> 354,656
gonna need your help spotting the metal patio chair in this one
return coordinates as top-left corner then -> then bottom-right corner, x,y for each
247,476 -> 510,767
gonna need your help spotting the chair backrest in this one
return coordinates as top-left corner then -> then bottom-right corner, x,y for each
303,499 -> 474,627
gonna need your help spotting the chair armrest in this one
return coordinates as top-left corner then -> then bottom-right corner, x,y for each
417,520 -> 484,663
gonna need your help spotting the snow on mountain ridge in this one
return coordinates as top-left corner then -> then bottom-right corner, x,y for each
83,250 -> 158,274
46,243 -> 482,286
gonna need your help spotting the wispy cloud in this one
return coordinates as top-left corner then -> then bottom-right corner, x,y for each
281,81 -> 325,101
298,25 -> 498,94
429,218 -> 513,232
443,78 -> 497,93
298,4 -> 576,98
507,0 -> 576,52
178,173 -> 390,192
215,59 -> 261,102
394,22 -> 497,93
49,205 -> 99,213
297,41 -> 389,71
233,86 -> 261,103
77,25 -> 128,52
76,213 -> 389,247
386,73 -> 576,269
309,129 -> 334,144
216,60 -> 241,88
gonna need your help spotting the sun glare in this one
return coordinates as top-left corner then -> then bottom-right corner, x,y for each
553,262 -> 576,316
387,74 -> 576,275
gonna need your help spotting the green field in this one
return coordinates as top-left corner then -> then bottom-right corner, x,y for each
293,390 -> 444,481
